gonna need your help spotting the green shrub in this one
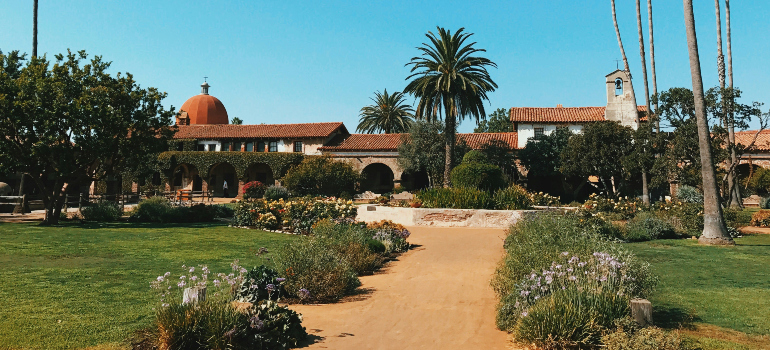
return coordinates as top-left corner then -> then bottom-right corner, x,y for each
602,318 -> 697,350
232,198 -> 357,233
283,157 -> 359,197
676,185 -> 703,204
273,237 -> 361,302
760,197 -> 770,209
130,196 -> 171,223
653,201 -> 703,236
233,265 -> 285,303
312,220 -> 383,275
417,187 -> 493,209
367,220 -> 411,254
80,200 -> 123,222
241,181 -> 267,200
723,207 -> 753,228
624,212 -> 676,242
212,204 -> 235,218
366,239 -> 386,254
493,185 -> 533,210
462,150 -> 488,163
450,160 -> 507,192
154,300 -> 306,350
264,185 -> 289,201
514,288 -> 629,349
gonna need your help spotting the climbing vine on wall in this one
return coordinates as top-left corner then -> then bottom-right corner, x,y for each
156,151 -> 306,179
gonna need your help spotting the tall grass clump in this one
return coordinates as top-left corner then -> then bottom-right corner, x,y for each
492,213 -> 656,347
312,220 -> 383,275
80,200 -> 123,222
493,185 -> 533,210
417,187 -> 492,209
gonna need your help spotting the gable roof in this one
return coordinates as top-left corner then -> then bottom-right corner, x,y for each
510,106 -> 649,123
173,122 -> 347,140
319,132 -> 519,152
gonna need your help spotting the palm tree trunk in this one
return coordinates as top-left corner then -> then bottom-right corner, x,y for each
612,0 -> 639,127
683,0 -> 733,245
32,0 -> 38,58
636,0 -> 652,205
648,0 -> 659,134
725,0 -> 741,207
444,113 -> 456,188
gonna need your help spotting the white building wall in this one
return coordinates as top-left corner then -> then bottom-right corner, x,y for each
516,123 -> 584,149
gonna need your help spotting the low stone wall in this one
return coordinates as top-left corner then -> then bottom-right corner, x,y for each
356,205 -> 539,228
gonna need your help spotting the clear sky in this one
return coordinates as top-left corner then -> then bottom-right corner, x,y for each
2,0 -> 768,132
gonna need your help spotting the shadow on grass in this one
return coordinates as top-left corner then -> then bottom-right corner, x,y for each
57,221 -> 231,230
654,305 -> 701,330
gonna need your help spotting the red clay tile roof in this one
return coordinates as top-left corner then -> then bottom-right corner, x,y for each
173,122 -> 347,139
319,132 -> 519,152
510,106 -> 649,123
735,130 -> 770,152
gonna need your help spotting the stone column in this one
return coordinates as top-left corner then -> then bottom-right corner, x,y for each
236,178 -> 246,199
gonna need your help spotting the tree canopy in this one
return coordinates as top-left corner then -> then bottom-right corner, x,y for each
0,50 -> 176,224
356,89 -> 414,134
474,108 -> 513,133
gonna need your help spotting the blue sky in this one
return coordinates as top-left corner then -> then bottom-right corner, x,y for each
2,0 -> 768,132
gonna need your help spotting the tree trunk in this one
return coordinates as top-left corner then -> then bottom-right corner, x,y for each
444,114 -> 456,188
612,0 -> 638,126
648,0 -> 659,133
32,0 -> 38,58
714,0 -> 738,207
636,0 -> 652,205
725,0 -> 741,208
683,0 -> 733,245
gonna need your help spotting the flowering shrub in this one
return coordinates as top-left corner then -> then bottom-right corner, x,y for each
242,181 -> 267,200
493,185 -> 533,210
233,198 -> 357,233
233,265 -> 286,303
528,191 -> 561,207
150,261 -> 248,306
750,210 -> 770,227
580,193 -> 643,220
651,201 -> 703,236
367,220 -> 411,253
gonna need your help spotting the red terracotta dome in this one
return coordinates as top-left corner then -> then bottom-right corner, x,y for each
179,82 -> 229,125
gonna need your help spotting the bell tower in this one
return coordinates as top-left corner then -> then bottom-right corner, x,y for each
605,70 -> 638,129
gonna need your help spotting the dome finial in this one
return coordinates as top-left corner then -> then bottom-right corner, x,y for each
201,78 -> 210,95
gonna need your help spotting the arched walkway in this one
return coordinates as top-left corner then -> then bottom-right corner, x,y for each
246,163 -> 275,186
172,164 -> 201,191
361,163 -> 395,193
209,163 -> 237,198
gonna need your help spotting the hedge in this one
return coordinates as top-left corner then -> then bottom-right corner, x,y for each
156,151 -> 306,179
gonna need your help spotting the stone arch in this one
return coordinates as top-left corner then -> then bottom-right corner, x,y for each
171,163 -> 202,191
361,163 -> 395,193
246,163 -> 275,186
208,162 -> 238,197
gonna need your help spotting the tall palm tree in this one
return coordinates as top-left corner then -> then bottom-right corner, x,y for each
724,0 -> 741,207
404,27 -> 497,187
683,0 -> 733,245
357,89 -> 415,134
611,0 -> 637,126
32,0 -> 38,57
636,0 -> 652,205
648,0 -> 659,133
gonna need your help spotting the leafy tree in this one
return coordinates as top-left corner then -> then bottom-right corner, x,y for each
0,50 -> 176,224
474,108 -> 513,133
231,117 -> 243,125
356,89 -> 414,134
519,127 -> 581,199
560,121 -> 633,197
397,121 -> 445,188
480,139 -> 517,180
405,27 -> 497,187
450,151 -> 506,192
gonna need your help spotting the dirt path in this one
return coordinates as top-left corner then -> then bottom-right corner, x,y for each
292,226 -> 512,350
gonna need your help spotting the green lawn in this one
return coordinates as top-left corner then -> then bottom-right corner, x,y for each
0,222 -> 296,350
627,234 -> 770,348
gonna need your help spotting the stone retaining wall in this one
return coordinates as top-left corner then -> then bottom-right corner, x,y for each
356,205 -> 539,228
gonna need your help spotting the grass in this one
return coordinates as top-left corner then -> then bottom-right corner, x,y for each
627,234 -> 770,349
0,221 -> 296,350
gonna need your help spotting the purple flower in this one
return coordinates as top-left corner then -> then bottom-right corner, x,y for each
298,288 -> 311,299
213,279 -> 221,287
520,290 -> 530,296
157,276 -> 164,282
189,267 -> 195,273
250,315 -> 264,330
177,281 -> 186,288
276,278 -> 286,283
266,284 -> 276,292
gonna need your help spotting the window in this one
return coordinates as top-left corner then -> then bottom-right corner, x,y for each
206,144 -> 215,152
197,144 -> 205,151
294,141 -> 303,153
246,142 -> 254,152
257,141 -> 265,152
534,127 -> 544,138
269,141 -> 278,152
221,142 -> 230,152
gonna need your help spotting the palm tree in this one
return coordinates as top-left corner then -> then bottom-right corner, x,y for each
404,27 -> 497,187
357,89 -> 415,134
636,0 -> 652,205
683,0 -> 733,245
724,0 -> 741,207
611,0 -> 637,126
32,0 -> 38,57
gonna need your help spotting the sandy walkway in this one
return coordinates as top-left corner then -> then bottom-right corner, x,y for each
293,226 -> 511,350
